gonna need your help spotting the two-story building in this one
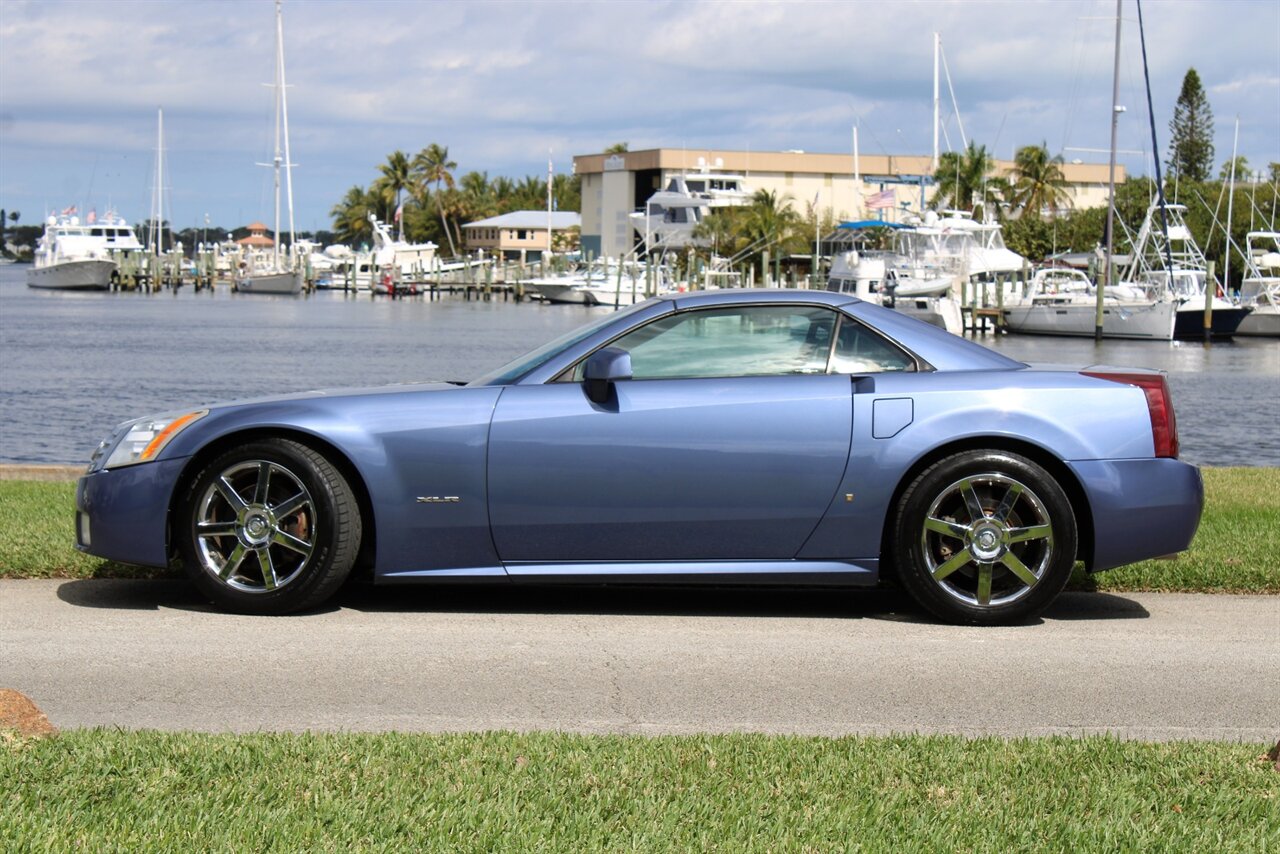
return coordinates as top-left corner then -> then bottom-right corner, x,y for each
573,148 -> 1123,259
462,211 -> 581,260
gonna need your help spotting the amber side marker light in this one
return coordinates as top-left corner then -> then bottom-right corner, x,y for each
140,411 -> 205,461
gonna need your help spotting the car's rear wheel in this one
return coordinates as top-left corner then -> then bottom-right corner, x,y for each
891,450 -> 1076,625
177,438 -> 361,614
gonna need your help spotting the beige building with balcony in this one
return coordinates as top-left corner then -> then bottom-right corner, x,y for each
462,211 -> 581,260
573,148 -> 1124,258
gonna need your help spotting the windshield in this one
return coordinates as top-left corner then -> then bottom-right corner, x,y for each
467,300 -> 655,386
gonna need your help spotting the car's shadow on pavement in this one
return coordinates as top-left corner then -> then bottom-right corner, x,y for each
54,578 -> 1151,623
56,579 -> 213,612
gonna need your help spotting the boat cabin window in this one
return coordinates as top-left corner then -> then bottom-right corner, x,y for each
90,228 -> 105,237
686,180 -> 706,193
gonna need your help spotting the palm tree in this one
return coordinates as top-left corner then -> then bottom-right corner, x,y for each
374,150 -> 413,238
512,176 -> 547,212
740,189 -> 804,275
552,173 -> 581,213
1009,143 -> 1072,219
412,143 -> 458,256
490,176 -> 517,214
690,208 -> 745,258
458,171 -> 498,222
932,141 -> 995,213
329,185 -> 376,245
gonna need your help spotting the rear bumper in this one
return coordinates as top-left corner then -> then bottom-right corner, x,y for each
1067,458 -> 1204,572
75,458 -> 187,568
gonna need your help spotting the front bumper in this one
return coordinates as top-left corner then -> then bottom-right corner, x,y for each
1067,458 -> 1204,572
75,457 -> 189,568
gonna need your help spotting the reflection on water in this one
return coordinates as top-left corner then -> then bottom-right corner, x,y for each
1,267 -> 1277,466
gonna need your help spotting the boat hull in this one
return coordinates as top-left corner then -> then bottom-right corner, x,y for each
885,295 -> 963,336
26,259 -> 115,290
236,270 -> 302,295
1172,305 -> 1250,339
1234,306 -> 1280,338
1004,300 -> 1177,340
528,282 -> 592,304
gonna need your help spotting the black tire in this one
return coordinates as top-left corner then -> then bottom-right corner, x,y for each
177,438 -> 361,615
890,450 -> 1076,625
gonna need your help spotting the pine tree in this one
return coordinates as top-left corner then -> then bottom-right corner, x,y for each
1167,68 -> 1214,182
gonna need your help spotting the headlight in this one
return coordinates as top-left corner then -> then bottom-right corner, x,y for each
100,410 -> 207,469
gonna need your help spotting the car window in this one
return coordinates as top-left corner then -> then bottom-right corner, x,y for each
572,305 -> 838,380
831,318 -> 917,373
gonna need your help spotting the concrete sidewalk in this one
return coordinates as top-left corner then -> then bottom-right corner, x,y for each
1,579 -> 1276,740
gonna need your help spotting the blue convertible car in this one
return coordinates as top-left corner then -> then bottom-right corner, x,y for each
76,290 -> 1203,624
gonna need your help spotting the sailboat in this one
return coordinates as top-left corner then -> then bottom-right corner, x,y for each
235,0 -> 302,295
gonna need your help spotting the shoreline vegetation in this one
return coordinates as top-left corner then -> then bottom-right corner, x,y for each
0,467 -> 1275,593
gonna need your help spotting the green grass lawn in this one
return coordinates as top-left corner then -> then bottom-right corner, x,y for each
1,468 -> 1275,593
2,730 -> 1275,851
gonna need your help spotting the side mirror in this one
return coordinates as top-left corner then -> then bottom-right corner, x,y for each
583,347 -> 632,404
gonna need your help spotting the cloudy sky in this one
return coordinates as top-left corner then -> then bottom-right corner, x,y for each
1,0 -> 1276,234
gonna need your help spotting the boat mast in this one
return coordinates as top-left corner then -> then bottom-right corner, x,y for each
1098,0 -> 1123,342
1224,117 -> 1239,291
932,32 -> 940,172
270,0 -> 280,272
1135,0 -> 1176,286
277,0 -> 296,262
151,107 -> 164,256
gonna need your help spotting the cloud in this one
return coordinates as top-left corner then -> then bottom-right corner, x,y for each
1,0 -> 1276,229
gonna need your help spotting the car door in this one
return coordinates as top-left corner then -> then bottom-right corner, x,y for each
486,304 -> 855,565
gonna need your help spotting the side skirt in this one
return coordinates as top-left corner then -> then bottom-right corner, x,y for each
380,560 -> 879,587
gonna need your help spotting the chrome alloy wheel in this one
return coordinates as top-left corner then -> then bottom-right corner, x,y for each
920,472 -> 1054,608
193,460 -> 315,593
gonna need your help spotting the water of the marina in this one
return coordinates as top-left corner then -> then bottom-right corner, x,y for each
1,264 -> 1277,467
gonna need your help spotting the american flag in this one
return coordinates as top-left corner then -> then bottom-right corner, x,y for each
864,189 -> 895,210
393,202 -> 403,223
61,204 -> 78,216
86,208 -> 97,224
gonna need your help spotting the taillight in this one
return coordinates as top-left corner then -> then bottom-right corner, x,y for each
1082,371 -> 1179,458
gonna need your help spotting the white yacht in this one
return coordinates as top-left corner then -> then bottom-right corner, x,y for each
1003,266 -> 1177,340
631,167 -> 753,252
933,210 -> 1028,297
367,214 -> 438,280
1236,231 -> 1280,337
27,213 -> 143,290
1120,202 -> 1250,339
826,246 -> 963,335
525,258 -> 662,307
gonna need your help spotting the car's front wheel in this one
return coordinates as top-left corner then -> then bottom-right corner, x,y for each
891,450 -> 1077,625
177,438 -> 361,614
